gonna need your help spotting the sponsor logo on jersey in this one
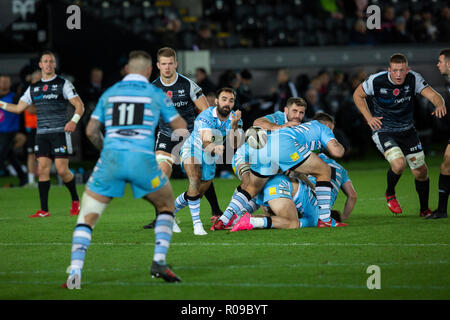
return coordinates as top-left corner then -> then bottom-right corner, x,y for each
269,187 -> 277,195
380,88 -> 388,94
178,89 -> 185,95
52,84 -> 58,91
43,94 -> 58,99
290,152 -> 300,161
166,91 -> 173,99
404,85 -> 410,94
174,101 -> 189,107
279,189 -> 290,196
43,84 -> 48,92
159,143 -> 167,149
152,176 -> 161,188
33,87 -> 39,92
393,88 -> 400,96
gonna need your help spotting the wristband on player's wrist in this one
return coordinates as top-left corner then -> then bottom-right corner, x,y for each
71,113 -> 81,124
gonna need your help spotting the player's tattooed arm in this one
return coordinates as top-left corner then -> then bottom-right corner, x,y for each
86,118 -> 104,150
326,139 -> 345,158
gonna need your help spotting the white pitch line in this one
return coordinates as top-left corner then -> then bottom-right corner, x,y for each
0,280 -> 449,290
1,260 -> 450,275
0,242 -> 449,247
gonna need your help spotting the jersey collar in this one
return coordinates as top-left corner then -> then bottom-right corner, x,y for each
41,75 -> 57,82
122,73 -> 149,83
212,106 -> 233,121
160,73 -> 179,87
387,72 -> 396,85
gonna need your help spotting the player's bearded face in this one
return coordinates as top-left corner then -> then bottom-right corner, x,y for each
216,93 -> 235,117
388,63 -> 409,85
286,105 -> 305,123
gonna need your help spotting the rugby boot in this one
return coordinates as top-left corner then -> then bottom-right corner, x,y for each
143,219 -> 156,229
210,217 -> 226,231
63,266 -> 81,289
151,261 -> 181,283
425,210 -> 448,219
70,200 -> 80,216
317,218 -> 348,228
419,208 -> 433,217
29,210 -> 50,218
231,213 -> 253,232
385,193 -> 402,214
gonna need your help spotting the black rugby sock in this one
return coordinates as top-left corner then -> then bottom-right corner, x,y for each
386,168 -> 401,196
437,174 -> 450,213
64,177 -> 80,201
38,180 -> 50,212
204,182 -> 222,215
415,178 -> 429,212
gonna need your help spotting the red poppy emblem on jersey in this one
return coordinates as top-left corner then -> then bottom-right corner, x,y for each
166,91 -> 173,99
43,85 -> 48,92
393,88 -> 400,96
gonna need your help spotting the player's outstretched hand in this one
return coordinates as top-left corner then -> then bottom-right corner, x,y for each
231,110 -> 242,129
65,121 -> 77,132
367,116 -> 383,131
213,145 -> 225,156
431,105 -> 447,118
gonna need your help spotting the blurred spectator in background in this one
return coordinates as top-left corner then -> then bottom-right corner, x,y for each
195,67 -> 216,96
158,16 -> 183,50
295,73 -> 310,97
326,70 -> 351,116
388,17 -> 415,43
304,88 -> 326,120
0,75 -> 27,187
437,7 -> 450,43
194,22 -> 219,50
349,19 -> 375,45
270,68 -> 298,113
217,69 -> 238,89
235,69 -> 260,130
413,10 -> 438,43
79,67 -> 105,161
81,67 -> 104,107
23,70 -> 40,187
317,0 -> 345,20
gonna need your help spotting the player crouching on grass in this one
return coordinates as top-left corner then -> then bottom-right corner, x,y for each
172,87 -> 243,235
231,152 -> 356,231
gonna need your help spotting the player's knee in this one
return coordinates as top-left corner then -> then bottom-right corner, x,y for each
76,192 -> 108,228
385,147 -> 406,172
441,155 -> 450,174
412,164 -> 428,181
156,154 -> 174,168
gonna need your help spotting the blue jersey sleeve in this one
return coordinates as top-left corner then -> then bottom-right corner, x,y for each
340,167 -> 350,185
320,124 -> 336,147
158,90 -> 179,123
91,92 -> 107,124
196,112 -> 214,131
264,111 -> 285,125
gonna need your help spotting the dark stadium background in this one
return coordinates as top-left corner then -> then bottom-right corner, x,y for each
1,0 -> 449,180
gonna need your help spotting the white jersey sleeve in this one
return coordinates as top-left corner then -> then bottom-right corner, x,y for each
189,78 -> 204,102
410,70 -> 429,94
62,79 -> 79,100
19,86 -> 32,105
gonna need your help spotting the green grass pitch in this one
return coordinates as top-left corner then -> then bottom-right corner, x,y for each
0,156 -> 449,300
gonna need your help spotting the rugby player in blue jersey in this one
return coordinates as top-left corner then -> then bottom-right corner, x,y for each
61,51 -> 187,288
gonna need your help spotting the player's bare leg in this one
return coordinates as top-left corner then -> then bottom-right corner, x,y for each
143,150 -> 175,229
182,159 -> 209,235
30,157 -> 52,217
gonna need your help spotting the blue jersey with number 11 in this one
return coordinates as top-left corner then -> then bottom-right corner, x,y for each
91,74 -> 179,154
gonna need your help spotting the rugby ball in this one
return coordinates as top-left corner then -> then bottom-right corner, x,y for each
245,126 -> 267,149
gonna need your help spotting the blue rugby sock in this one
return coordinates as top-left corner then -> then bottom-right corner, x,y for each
153,212 -> 174,265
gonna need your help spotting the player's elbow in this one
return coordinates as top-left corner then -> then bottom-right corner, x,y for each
170,116 -> 187,131
330,146 -> 345,158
